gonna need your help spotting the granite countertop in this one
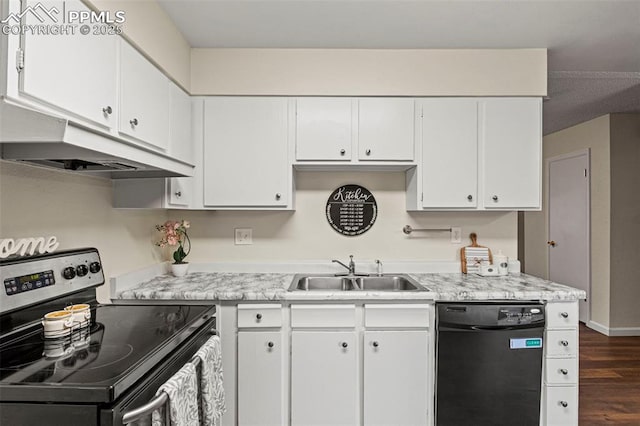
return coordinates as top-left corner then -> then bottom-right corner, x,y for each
115,272 -> 586,302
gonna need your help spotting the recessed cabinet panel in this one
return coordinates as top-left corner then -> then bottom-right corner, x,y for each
203,97 -> 289,207
119,40 -> 170,150
481,98 -> 542,209
421,99 -> 478,208
363,331 -> 429,426
291,331 -> 358,425
21,0 -> 117,128
358,98 -> 414,161
296,98 -> 353,161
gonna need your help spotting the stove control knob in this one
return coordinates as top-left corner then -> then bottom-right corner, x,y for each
89,262 -> 102,274
76,264 -> 89,277
63,267 -> 76,280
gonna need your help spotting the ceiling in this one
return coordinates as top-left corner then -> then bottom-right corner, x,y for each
159,0 -> 640,134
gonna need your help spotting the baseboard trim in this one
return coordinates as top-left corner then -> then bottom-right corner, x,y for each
587,320 -> 640,336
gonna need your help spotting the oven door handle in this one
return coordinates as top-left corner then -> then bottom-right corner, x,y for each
122,392 -> 169,425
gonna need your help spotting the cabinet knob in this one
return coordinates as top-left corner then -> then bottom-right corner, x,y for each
559,401 -> 568,408
275,193 -> 281,200
267,341 -> 274,348
560,340 -> 569,347
102,106 -> 112,115
174,191 -> 182,197
560,368 -> 569,375
492,195 -> 499,202
130,118 -> 139,126
340,149 -> 346,155
341,342 -> 348,348
467,195 -> 473,201
256,313 -> 263,320
372,341 -> 379,348
365,149 -> 371,156
560,311 -> 569,318
548,240 -> 557,247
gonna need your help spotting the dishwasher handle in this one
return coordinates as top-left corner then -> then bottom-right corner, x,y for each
438,323 -> 545,332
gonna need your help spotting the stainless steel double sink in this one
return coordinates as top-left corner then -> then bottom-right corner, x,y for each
288,274 -> 428,292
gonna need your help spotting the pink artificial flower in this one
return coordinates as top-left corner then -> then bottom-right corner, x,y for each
182,220 -> 190,229
167,236 -> 178,246
173,221 -> 181,230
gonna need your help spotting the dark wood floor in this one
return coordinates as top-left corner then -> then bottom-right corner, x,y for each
580,323 -> 640,425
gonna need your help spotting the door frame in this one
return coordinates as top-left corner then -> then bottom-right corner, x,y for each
546,148 -> 591,323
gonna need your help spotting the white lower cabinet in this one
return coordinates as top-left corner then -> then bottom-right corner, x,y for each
291,331 -> 358,426
238,331 -> 284,426
363,330 -> 429,426
544,386 -> 578,426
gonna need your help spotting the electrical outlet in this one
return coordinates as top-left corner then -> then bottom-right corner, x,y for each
235,228 -> 253,245
451,227 -> 462,244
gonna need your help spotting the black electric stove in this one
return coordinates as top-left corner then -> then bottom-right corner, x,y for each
0,248 -> 216,425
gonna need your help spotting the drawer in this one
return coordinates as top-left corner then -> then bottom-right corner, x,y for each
545,330 -> 578,358
544,386 -> 578,426
545,358 -> 578,385
238,304 -> 282,328
364,304 -> 430,328
546,302 -> 579,328
291,304 -> 356,328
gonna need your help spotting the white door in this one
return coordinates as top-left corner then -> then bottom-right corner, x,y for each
203,97 -> 289,207
296,98 -> 354,161
422,98 -> 478,208
548,150 -> 590,323
238,331 -> 283,426
291,331 -> 358,426
358,98 -> 414,161
363,331 -> 429,426
21,0 -> 117,128
481,98 -> 542,209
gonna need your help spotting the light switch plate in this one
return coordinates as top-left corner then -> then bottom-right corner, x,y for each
235,228 -> 253,245
451,227 -> 462,244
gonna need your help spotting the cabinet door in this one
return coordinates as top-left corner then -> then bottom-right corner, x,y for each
168,178 -> 191,207
291,331 -> 358,426
363,331 -> 429,426
170,83 -> 193,163
203,97 -> 289,207
481,98 -> 542,209
21,0 -> 117,128
296,98 -> 353,161
358,98 -> 414,161
119,40 -> 170,150
421,98 -> 478,208
238,331 -> 283,426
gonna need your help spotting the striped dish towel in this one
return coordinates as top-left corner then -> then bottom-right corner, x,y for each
464,247 -> 490,273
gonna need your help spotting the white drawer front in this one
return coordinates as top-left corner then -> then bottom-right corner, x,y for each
364,304 -> 430,328
237,304 -> 282,328
545,358 -> 578,385
291,304 -> 356,328
546,330 -> 578,357
546,302 -> 579,328
545,386 -> 578,426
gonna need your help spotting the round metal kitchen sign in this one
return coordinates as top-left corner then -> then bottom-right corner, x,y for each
326,185 -> 377,236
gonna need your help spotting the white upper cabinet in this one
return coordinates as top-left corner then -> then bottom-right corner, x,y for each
421,98 -> 478,208
203,97 -> 290,208
20,0 -> 117,128
295,97 -> 354,161
481,98 -> 542,209
119,40 -> 170,151
358,98 -> 415,161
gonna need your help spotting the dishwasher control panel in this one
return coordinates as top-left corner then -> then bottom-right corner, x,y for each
497,306 -> 544,326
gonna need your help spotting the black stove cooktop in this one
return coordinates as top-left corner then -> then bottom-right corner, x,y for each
0,304 -> 214,403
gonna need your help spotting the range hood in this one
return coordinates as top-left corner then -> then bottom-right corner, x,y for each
0,101 -> 193,179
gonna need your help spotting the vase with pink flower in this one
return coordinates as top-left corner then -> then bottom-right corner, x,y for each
156,220 -> 191,277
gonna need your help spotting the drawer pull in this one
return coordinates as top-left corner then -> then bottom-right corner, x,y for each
267,341 -> 274,348
372,341 -> 379,348
560,312 -> 569,318
341,342 -> 348,348
560,340 -> 569,347
256,313 -> 263,320
559,401 -> 568,408
560,368 -> 569,375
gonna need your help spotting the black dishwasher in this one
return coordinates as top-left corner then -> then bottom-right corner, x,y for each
435,302 -> 545,426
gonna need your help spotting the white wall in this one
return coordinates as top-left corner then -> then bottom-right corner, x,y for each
176,171 -> 518,264
191,48 -> 547,96
0,161 -> 167,302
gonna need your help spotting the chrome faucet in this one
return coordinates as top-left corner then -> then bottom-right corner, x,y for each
332,255 -> 357,276
375,259 -> 383,276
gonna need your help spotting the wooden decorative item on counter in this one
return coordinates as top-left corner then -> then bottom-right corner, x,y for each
460,233 -> 493,274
